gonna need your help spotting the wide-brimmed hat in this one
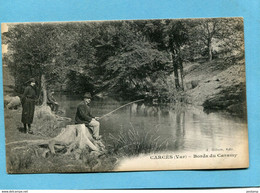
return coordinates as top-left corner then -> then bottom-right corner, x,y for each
83,92 -> 92,99
28,78 -> 36,83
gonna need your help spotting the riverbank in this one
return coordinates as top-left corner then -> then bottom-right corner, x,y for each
4,104 -> 168,173
4,106 -> 119,173
184,56 -> 246,117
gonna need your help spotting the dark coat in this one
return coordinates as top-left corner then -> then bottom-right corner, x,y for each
21,85 -> 37,124
75,101 -> 94,124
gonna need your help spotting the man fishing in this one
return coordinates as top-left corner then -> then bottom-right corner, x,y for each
75,92 -> 101,140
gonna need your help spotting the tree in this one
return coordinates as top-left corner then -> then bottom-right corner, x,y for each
190,18 -> 244,61
97,21 -> 171,99
3,24 -> 58,99
2,22 -> 99,100
4,18 -> 243,101
161,20 -> 189,90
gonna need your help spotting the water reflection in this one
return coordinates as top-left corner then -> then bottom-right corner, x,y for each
55,94 -> 247,153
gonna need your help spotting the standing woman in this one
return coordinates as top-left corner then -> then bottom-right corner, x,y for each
21,78 -> 37,134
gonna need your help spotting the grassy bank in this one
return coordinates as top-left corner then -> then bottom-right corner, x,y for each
5,106 -> 168,173
4,107 -> 115,173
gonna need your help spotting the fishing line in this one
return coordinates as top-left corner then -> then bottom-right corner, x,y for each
98,99 -> 144,120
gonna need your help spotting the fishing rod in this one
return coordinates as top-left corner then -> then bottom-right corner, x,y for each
98,99 -> 144,120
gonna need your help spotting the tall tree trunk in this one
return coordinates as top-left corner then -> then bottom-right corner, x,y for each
171,53 -> 180,89
181,112 -> 185,135
41,74 -> 47,106
179,66 -> 184,91
179,56 -> 184,91
208,40 -> 213,61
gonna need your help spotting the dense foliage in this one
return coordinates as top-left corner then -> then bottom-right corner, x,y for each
2,18 -> 244,101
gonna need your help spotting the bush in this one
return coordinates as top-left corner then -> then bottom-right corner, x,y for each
108,123 -> 169,156
7,148 -> 34,173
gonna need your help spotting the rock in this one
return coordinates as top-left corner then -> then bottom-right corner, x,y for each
5,96 -> 21,109
4,95 -> 12,105
191,80 -> 199,89
186,80 -> 199,90
202,83 -> 246,114
35,105 -> 56,121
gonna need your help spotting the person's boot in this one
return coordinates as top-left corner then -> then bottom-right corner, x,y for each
93,135 -> 102,140
23,124 -> 27,133
27,124 -> 33,134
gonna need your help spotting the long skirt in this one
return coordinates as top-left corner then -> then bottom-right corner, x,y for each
21,99 -> 35,124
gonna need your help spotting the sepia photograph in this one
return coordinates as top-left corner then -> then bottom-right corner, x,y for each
1,17 -> 248,173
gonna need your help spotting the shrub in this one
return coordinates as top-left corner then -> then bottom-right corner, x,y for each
7,148 -> 34,173
108,122 -> 169,156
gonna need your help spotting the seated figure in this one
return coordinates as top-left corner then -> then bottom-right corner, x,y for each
47,89 -> 59,112
75,92 -> 101,140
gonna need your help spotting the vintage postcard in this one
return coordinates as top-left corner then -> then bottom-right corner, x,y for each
1,17 -> 248,173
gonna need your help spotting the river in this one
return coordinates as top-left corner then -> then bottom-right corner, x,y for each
55,94 -> 248,153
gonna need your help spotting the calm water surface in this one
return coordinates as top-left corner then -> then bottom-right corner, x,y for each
56,94 -> 247,152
